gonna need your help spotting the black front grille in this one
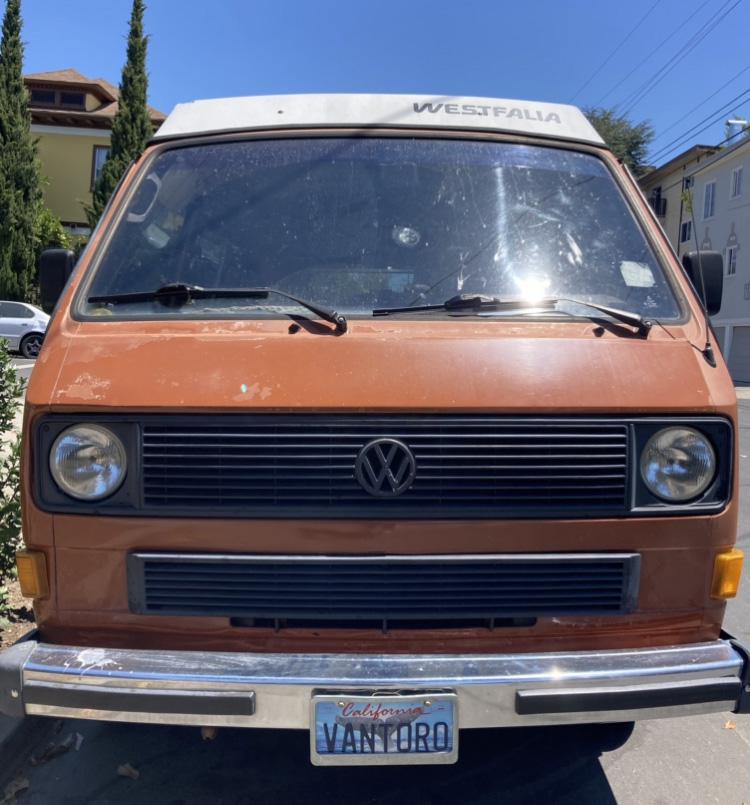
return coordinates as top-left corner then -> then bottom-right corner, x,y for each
141,416 -> 630,517
128,553 -> 640,625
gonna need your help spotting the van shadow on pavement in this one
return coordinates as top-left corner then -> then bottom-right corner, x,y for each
4,720 -> 631,804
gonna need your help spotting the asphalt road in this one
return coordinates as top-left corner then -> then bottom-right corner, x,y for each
10,357 -> 36,383
2,390 -> 750,804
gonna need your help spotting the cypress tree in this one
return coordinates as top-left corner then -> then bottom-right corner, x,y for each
88,0 -> 153,226
0,0 -> 42,300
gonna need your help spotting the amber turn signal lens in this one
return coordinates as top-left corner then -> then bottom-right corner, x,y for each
711,549 -> 744,600
16,550 -> 49,599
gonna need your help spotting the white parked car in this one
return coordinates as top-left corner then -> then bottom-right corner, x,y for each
0,300 -> 49,358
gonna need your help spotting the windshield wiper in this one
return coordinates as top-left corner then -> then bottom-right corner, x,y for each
88,283 -> 348,333
373,294 -> 651,336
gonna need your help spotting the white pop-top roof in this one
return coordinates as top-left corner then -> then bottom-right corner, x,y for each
153,94 -> 604,146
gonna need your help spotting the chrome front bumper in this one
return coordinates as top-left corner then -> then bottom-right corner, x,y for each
1,636 -> 748,728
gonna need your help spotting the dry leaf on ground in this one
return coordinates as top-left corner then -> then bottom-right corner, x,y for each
724,720 -> 737,730
2,775 -> 30,804
117,763 -> 140,781
29,733 -> 75,765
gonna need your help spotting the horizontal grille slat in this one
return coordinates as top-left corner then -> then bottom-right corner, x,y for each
141,447 -> 628,453
142,491 -> 625,502
139,605 -> 625,617
141,440 -> 628,447
141,416 -> 630,516
142,590 -> 626,603
131,554 -> 640,624
142,431 -> 625,435
142,568 -> 626,580
142,462 -> 625,472
141,480 -> 627,491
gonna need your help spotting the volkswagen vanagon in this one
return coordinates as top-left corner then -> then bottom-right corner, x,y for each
1,94 -> 747,765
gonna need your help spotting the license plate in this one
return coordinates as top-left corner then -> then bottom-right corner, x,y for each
310,692 -> 458,765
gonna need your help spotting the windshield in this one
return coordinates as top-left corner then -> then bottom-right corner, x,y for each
81,138 -> 680,320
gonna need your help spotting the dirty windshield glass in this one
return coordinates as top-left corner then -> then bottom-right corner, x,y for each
82,138 -> 680,320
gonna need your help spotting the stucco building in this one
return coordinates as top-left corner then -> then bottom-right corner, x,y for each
25,68 -> 166,234
641,136 -> 750,381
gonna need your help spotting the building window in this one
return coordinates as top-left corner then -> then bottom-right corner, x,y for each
29,88 -> 56,106
28,88 -> 86,110
703,182 -> 716,219
726,245 -> 738,276
731,166 -> 743,199
680,220 -> 692,243
60,91 -> 85,109
91,146 -> 110,190
648,187 -> 666,217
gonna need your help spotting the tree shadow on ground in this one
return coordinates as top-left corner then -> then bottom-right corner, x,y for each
6,720 -> 632,804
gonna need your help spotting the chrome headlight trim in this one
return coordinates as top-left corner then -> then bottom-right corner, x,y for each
49,424 -> 127,501
639,426 -> 716,503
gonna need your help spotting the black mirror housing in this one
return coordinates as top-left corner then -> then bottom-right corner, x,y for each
39,249 -> 76,314
681,251 -> 723,316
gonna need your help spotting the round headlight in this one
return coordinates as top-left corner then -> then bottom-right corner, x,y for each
639,427 -> 716,502
50,425 -> 127,501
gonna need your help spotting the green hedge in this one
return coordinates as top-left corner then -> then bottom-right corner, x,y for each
0,341 -> 23,614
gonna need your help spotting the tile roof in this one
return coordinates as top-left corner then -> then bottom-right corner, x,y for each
26,67 -> 89,82
24,68 -> 166,128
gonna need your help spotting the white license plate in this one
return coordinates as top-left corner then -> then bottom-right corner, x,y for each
310,692 -> 458,765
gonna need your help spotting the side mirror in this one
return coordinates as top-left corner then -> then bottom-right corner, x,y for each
681,251 -> 723,316
39,249 -> 76,313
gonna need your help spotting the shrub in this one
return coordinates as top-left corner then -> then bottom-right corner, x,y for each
27,205 -> 71,303
0,340 -> 23,614
34,204 -> 70,260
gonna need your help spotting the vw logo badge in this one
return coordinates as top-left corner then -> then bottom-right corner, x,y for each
355,438 -> 417,498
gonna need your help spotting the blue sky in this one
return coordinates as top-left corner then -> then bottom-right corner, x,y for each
20,0 -> 750,165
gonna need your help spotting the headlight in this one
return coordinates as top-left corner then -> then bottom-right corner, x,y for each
640,427 -> 716,502
50,425 -> 127,500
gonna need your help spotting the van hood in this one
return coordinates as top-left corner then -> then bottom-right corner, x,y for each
29,319 -> 733,414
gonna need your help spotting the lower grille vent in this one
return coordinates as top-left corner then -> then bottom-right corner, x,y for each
128,553 -> 640,626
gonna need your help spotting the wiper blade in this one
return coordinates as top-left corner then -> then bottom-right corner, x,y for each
373,294 -> 549,316
88,283 -> 347,333
373,294 -> 651,336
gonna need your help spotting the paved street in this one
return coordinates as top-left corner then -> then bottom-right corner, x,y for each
2,394 -> 750,803
10,357 -> 36,383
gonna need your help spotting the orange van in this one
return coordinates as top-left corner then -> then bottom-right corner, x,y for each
1,94 -> 747,765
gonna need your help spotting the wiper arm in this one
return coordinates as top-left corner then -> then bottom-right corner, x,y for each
88,283 -> 348,333
552,296 -> 651,336
373,293 -> 651,336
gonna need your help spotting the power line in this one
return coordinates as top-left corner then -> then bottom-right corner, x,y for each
654,109 -> 749,164
591,0 -> 711,108
649,64 -> 750,144
614,0 -> 735,114
649,91 -> 750,163
619,0 -> 742,116
649,87 -> 750,160
616,0 -> 742,117
569,0 -> 663,103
